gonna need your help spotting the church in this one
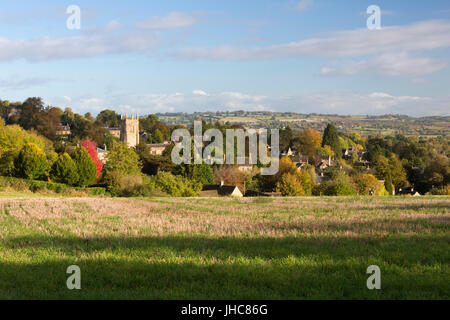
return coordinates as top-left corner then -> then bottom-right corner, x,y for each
120,113 -> 140,148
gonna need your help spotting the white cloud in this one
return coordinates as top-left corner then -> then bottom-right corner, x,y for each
296,0 -> 314,12
0,32 -> 159,62
137,12 -> 196,30
320,52 -> 447,77
193,89 -> 209,96
172,20 -> 450,60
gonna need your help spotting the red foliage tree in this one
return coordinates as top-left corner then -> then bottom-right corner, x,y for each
81,139 -> 103,181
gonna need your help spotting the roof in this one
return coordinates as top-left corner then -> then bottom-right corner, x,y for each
202,184 -> 242,196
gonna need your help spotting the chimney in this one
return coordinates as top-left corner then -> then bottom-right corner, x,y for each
220,180 -> 224,187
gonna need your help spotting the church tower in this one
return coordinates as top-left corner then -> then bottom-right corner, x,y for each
120,113 -> 139,148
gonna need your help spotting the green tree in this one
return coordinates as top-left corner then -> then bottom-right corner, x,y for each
14,143 -> 48,180
384,173 -> 394,195
0,123 -> 56,176
50,153 -> 78,185
97,109 -> 120,127
322,123 -> 342,158
176,163 -> 214,185
152,171 -> 202,197
103,140 -> 142,175
324,170 -> 357,196
71,147 -> 97,187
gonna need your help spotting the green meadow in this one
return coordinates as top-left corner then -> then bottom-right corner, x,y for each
0,195 -> 448,299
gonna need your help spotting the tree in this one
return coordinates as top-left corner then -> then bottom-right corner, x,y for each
81,139 -> 103,181
276,173 -> 305,196
176,163 -> 214,185
103,140 -> 142,175
0,123 -> 56,176
258,156 -> 298,192
50,153 -> 78,185
296,129 -> 321,160
389,155 -> 408,190
214,166 -> 246,192
384,173 -> 394,195
152,171 -> 202,197
324,170 -> 357,196
97,110 -> 120,127
322,123 -> 342,158
71,147 -> 97,187
14,143 -> 48,180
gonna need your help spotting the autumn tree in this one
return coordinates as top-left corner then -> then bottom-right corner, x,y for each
81,139 -> 103,181
295,128 -> 321,160
276,173 -> 305,196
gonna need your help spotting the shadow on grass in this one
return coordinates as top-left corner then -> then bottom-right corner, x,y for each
1,233 -> 448,299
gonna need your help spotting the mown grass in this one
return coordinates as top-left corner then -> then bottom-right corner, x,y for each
0,195 -> 448,299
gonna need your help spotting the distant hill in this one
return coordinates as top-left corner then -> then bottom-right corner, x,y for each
156,111 -> 450,137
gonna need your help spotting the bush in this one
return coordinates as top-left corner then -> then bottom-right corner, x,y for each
152,171 -> 202,197
324,183 -> 358,196
323,170 -> 357,196
50,153 -> 78,185
276,173 -> 305,196
14,143 -> 48,180
430,185 -> 450,195
10,179 -> 29,192
71,147 -> 97,187
102,170 -> 153,197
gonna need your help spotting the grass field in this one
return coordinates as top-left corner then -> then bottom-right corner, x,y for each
0,195 -> 449,299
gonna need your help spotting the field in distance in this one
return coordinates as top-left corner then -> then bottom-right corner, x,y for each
157,112 -> 450,137
0,195 -> 449,299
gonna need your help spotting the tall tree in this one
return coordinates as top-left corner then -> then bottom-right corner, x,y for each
322,123 -> 342,158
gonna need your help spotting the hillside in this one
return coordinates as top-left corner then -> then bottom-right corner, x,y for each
156,112 -> 450,137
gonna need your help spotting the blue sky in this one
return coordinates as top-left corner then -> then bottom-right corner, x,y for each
0,0 -> 449,116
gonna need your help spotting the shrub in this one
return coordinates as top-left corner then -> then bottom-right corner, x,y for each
71,147 -> 97,187
50,153 -> 78,185
276,173 -> 305,196
152,171 -> 202,197
324,170 -> 357,196
324,183 -> 357,196
10,179 -> 29,192
14,143 -> 48,180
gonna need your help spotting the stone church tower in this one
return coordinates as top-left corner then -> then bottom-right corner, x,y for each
120,113 -> 139,148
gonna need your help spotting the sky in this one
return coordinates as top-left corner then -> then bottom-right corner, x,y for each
0,0 -> 449,116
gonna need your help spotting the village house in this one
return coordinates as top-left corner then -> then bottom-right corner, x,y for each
108,127 -> 121,139
56,124 -> 71,136
148,141 -> 170,156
